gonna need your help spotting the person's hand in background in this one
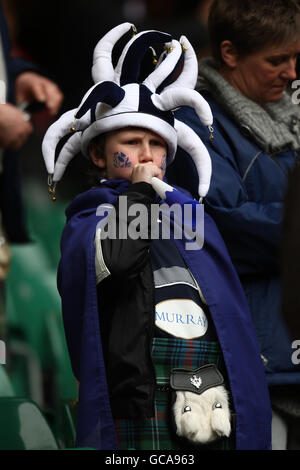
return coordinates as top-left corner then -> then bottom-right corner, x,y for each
15,71 -> 63,116
0,103 -> 33,149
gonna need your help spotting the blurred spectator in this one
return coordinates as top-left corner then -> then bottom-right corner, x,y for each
0,0 -> 63,242
9,0 -> 126,198
0,2 -> 63,344
0,0 -> 63,336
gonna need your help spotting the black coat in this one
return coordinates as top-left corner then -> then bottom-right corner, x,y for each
97,182 -> 157,418
281,162 -> 300,339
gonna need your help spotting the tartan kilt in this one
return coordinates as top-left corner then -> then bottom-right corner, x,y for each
114,337 -> 236,450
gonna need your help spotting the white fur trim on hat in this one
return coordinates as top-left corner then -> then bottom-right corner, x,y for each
81,112 -> 177,163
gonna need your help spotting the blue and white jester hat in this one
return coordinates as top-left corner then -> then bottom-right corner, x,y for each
42,23 -> 213,198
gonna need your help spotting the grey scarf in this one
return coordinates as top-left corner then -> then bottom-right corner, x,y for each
197,57 -> 300,152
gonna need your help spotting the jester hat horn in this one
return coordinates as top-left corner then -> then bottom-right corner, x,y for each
42,22 -> 213,198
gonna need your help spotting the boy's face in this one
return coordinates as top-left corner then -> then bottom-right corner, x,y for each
90,127 -> 168,181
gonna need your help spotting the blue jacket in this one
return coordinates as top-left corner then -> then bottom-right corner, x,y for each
58,179 -> 272,450
167,94 -> 300,386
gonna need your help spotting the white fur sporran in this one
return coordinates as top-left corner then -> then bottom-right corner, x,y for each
173,385 -> 231,444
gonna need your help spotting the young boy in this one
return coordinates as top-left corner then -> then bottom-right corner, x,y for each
86,125 -> 231,450
42,23 -> 272,450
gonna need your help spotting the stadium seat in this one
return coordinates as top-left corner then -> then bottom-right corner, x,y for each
24,180 -> 67,271
0,364 -> 15,397
6,244 -> 77,400
0,397 -> 59,450
3,182 -> 79,448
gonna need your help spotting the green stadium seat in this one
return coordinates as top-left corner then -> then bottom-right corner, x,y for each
5,242 -> 78,446
24,181 -> 68,271
6,245 -> 62,365
0,397 -> 59,450
0,364 -> 15,397
4,181 -> 80,448
45,310 -> 77,400
6,244 -> 76,394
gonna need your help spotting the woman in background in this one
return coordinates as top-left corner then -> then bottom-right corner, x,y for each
167,0 -> 300,449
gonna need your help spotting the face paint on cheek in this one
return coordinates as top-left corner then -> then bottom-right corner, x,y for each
160,154 -> 167,171
113,151 -> 132,168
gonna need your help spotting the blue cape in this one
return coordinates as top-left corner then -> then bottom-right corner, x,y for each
58,179 -> 272,450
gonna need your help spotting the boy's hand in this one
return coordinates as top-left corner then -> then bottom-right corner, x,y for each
131,162 -> 162,184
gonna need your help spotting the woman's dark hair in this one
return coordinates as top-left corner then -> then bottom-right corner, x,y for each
208,0 -> 300,63
86,133 -> 107,187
